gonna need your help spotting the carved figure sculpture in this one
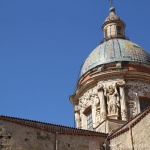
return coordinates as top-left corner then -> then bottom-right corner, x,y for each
105,84 -> 120,115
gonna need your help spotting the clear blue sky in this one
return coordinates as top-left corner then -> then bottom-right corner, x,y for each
0,0 -> 150,127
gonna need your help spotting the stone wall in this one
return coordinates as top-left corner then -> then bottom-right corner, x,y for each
110,131 -> 132,150
132,114 -> 150,150
0,120 -> 55,150
109,112 -> 150,150
0,119 -> 106,150
57,133 -> 104,150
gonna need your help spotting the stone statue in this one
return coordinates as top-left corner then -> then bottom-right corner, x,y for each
74,105 -> 81,128
105,84 -> 120,115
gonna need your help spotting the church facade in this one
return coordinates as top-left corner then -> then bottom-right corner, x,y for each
0,4 -> 150,150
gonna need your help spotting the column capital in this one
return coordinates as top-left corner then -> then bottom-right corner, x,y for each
117,81 -> 125,87
97,83 -> 104,90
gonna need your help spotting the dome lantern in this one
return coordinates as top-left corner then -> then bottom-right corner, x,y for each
102,7 -> 126,40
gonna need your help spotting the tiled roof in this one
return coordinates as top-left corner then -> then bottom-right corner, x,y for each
109,106 -> 150,140
0,115 -> 107,137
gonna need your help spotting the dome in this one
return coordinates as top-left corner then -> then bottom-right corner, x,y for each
80,39 -> 150,76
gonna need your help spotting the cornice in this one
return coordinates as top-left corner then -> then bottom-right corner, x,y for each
71,69 -> 150,103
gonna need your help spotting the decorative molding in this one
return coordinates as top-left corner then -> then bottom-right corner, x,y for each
127,80 -> 150,118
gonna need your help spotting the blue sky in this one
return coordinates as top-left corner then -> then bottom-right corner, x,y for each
0,0 -> 150,127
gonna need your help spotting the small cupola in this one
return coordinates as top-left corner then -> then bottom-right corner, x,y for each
102,7 -> 126,40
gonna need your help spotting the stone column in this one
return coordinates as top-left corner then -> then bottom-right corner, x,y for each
79,107 -> 87,129
92,104 -> 96,128
118,81 -> 127,121
97,84 -> 106,121
92,95 -> 100,128
80,113 -> 87,129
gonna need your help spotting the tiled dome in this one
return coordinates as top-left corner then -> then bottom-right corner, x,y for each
80,39 -> 150,76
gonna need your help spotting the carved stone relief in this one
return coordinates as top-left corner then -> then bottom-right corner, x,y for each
77,87 -> 101,128
76,79 -> 130,129
99,80 -> 124,120
97,80 -> 128,120
127,81 -> 150,118
76,79 -> 150,130
104,83 -> 120,118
